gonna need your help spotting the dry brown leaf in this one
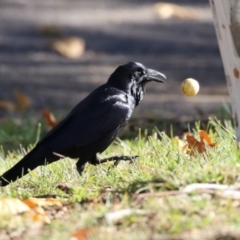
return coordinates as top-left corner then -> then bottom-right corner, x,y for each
154,3 -> 196,20
71,228 -> 94,240
50,37 -> 85,59
0,100 -> 16,112
0,89 -> 31,112
185,133 -> 205,155
22,197 -> 62,208
0,197 -> 63,226
199,130 -> 215,147
0,198 -> 30,216
22,199 -> 38,209
14,89 -> 32,110
42,110 -> 58,127
184,130 -> 215,156
22,198 -> 63,225
26,207 -> 51,224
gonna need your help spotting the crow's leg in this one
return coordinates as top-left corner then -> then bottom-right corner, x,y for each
76,155 -> 138,175
88,155 -> 139,166
76,160 -> 88,175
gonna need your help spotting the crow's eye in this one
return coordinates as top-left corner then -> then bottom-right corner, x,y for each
136,67 -> 144,75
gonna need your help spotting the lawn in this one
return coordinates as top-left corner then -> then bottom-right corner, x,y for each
0,115 -> 240,240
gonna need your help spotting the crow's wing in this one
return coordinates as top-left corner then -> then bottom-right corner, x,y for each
38,89 -> 131,153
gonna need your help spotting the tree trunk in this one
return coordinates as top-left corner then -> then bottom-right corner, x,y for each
210,0 -> 240,147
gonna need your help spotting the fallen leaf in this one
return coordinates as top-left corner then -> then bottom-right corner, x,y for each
0,201 -> 49,229
0,197 -> 64,228
22,198 -> 62,225
22,199 -> 38,209
0,100 -> 16,112
42,110 -> 58,127
183,130 -> 215,156
0,90 -> 31,112
24,206 -> 51,224
154,3 -> 196,20
14,89 -> 32,110
0,198 -> 30,216
50,37 -> 85,59
22,198 -> 63,225
22,198 -> 63,208
199,130 -> 215,147
71,228 -> 95,240
184,133 -> 205,155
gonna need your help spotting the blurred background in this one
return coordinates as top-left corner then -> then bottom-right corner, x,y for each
0,0 -> 230,145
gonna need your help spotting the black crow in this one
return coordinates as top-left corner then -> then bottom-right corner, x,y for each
0,62 -> 166,186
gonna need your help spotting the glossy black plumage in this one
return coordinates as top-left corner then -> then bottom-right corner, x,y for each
0,62 -> 166,186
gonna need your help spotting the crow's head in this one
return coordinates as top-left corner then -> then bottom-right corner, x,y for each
108,62 -> 166,106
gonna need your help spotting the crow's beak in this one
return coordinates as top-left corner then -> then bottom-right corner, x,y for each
146,68 -> 166,83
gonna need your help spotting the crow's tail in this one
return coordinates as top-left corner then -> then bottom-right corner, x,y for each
0,147 -> 54,186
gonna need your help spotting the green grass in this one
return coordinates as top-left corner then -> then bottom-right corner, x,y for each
0,116 -> 240,239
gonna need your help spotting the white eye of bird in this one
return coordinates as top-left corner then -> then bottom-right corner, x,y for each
136,68 -> 144,75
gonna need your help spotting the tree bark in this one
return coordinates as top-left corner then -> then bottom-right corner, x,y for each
210,0 -> 240,146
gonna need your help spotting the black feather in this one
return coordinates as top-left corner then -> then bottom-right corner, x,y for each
0,62 -> 165,186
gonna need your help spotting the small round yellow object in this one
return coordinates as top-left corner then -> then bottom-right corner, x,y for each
181,78 -> 199,96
